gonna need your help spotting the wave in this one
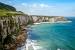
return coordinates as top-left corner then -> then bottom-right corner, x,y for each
33,21 -> 72,25
17,28 -> 43,50
25,39 -> 43,50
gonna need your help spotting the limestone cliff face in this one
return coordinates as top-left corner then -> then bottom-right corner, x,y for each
31,15 -> 67,23
0,14 -> 33,50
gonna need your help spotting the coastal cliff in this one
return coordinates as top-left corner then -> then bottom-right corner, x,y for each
0,2 -> 33,50
0,14 -> 68,50
31,15 -> 67,23
0,13 -> 33,50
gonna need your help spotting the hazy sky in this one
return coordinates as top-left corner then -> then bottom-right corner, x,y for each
0,0 -> 75,16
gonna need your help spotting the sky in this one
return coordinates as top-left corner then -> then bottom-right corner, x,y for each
0,0 -> 75,16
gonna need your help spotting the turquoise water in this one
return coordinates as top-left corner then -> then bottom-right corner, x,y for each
29,17 -> 75,50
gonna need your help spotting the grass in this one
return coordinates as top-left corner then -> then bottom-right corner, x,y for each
0,10 -> 24,16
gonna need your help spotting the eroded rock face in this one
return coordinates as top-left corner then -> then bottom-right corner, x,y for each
0,14 -> 33,50
31,15 -> 67,23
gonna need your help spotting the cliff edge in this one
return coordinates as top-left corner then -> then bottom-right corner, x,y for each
0,2 -> 33,50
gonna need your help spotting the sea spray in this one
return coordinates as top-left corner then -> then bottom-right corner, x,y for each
17,27 -> 43,50
25,28 -> 43,50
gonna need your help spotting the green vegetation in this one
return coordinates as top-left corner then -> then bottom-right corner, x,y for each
0,10 -> 25,16
0,2 -> 24,16
0,2 -> 16,11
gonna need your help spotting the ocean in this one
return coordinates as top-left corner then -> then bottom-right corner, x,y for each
17,17 -> 75,50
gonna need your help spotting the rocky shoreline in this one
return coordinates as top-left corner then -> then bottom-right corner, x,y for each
4,26 -> 28,50
4,30 -> 25,50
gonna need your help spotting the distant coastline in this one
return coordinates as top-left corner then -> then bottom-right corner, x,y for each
32,16 -> 72,25
30,15 -> 71,24
34,21 -> 72,24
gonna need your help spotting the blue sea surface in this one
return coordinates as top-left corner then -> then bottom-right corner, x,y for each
28,17 -> 75,50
